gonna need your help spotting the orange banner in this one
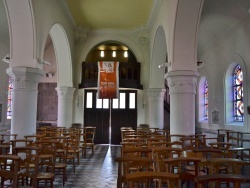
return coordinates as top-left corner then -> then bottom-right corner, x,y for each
97,61 -> 119,99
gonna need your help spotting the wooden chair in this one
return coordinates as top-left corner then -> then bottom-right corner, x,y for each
37,148 -> 56,188
164,157 -> 202,188
65,135 -> 80,173
0,133 -> 18,145
168,134 -> 186,142
206,158 -> 246,175
180,137 -> 203,150
0,154 -> 21,188
152,147 -> 182,172
54,139 -> 68,186
10,139 -> 33,154
13,146 -> 40,187
195,174 -> 246,188
125,171 -> 179,188
82,126 -> 96,158
115,156 -> 154,188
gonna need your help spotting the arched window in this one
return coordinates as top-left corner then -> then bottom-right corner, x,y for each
204,80 -> 208,120
198,76 -> 208,121
7,77 -> 13,119
233,64 -> 244,122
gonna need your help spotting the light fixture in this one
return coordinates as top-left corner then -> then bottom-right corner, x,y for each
2,54 -> 10,63
46,72 -> 54,78
197,61 -> 205,68
124,51 -> 128,58
112,51 -> 116,57
100,51 -> 104,57
158,62 -> 171,68
38,58 -> 51,66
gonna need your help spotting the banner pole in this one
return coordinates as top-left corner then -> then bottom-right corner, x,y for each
109,99 -> 111,145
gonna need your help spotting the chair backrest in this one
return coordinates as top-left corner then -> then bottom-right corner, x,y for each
13,146 -> 40,187
115,156 -> 154,188
180,137 -> 203,150
10,139 -> 33,153
38,148 -> 56,174
152,147 -> 182,172
165,157 -> 202,179
195,174 -> 246,188
0,155 -> 21,188
84,127 -> 96,143
206,158 -> 246,174
126,171 -> 179,188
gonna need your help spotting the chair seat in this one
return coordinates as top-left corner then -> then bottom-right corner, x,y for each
37,172 -> 55,179
55,163 -> 67,168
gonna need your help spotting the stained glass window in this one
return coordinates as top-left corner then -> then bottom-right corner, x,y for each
233,64 -> 244,122
7,77 -> 13,119
204,80 -> 208,120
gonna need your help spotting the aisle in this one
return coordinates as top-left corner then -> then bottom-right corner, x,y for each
53,145 -> 120,188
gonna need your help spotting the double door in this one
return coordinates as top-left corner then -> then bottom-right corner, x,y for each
84,90 -> 137,145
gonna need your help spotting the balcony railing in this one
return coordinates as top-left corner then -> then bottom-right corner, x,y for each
79,62 -> 143,89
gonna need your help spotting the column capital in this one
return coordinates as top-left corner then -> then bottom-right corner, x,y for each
56,86 -> 75,100
166,70 -> 199,94
6,67 -> 45,91
146,88 -> 166,100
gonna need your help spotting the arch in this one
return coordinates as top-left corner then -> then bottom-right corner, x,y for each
4,0 -> 37,67
150,25 -> 167,88
80,35 -> 144,63
49,23 -> 73,87
170,0 -> 203,71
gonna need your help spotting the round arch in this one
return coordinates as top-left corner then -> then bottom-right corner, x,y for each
150,25 -> 167,88
49,23 -> 73,87
80,35 -> 144,63
4,0 -> 37,67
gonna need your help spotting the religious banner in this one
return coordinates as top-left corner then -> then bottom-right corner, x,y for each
97,61 -> 119,99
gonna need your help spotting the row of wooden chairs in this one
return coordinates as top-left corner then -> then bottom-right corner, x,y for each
0,126 -> 96,187
118,127 -> 250,187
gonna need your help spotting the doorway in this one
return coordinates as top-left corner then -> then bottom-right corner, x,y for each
84,90 -> 137,145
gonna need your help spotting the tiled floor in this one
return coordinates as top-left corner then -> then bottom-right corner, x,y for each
52,145 -> 120,188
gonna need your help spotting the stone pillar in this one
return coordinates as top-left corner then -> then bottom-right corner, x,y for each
6,67 -> 45,139
56,86 -> 75,128
146,88 -> 166,129
166,70 -> 199,136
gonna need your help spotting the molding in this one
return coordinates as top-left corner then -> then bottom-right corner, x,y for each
147,0 -> 162,30
59,0 -> 77,29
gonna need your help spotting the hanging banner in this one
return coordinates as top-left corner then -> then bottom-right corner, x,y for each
97,61 -> 119,99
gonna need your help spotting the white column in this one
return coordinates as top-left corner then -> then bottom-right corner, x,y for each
6,67 -> 45,139
166,70 -> 199,136
56,86 -> 75,128
146,88 -> 166,129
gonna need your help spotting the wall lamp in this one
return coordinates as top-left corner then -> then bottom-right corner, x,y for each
158,62 -> 171,68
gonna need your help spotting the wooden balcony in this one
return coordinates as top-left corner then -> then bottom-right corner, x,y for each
79,62 -> 143,89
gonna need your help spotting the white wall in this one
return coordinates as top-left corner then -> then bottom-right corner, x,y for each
197,15 -> 250,133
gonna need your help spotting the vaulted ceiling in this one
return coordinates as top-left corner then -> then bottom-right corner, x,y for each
1,0 -> 250,60
65,0 -> 154,30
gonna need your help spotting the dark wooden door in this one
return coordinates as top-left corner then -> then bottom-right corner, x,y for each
84,90 -> 137,145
